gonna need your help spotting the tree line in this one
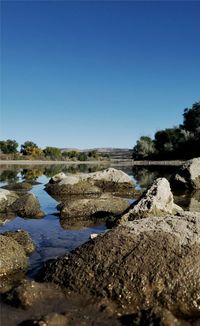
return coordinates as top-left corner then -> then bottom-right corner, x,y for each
133,102 -> 200,160
0,140 -> 103,161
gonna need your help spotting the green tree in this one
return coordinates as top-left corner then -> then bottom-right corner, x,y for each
133,136 -> 155,160
154,128 -> 183,157
43,147 -> 62,160
21,141 -> 38,155
67,150 -> 79,159
88,150 -> 99,160
133,101 -> 200,160
78,152 -> 87,161
62,151 -> 69,159
182,102 -> 200,133
0,139 -> 18,154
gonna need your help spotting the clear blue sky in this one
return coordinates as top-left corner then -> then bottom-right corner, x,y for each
1,1 -> 200,149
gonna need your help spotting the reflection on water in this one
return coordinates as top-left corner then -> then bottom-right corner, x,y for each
0,163 -> 108,184
132,165 -> 178,189
0,163 -> 199,276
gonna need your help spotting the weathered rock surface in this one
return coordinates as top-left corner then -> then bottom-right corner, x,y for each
46,168 -> 135,197
10,193 -> 44,218
0,188 -> 19,212
118,178 -> 182,223
60,194 -> 129,220
0,188 -> 44,219
2,230 -> 35,255
0,235 -> 28,282
39,212 -> 200,320
170,157 -> 200,190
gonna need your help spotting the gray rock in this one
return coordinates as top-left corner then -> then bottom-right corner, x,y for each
10,193 -> 44,218
0,188 -> 19,212
39,212 -> 200,319
46,168 -> 135,197
170,157 -> 200,190
0,235 -> 28,280
2,230 -> 35,255
50,168 -> 133,184
119,178 -> 182,223
60,194 -> 129,220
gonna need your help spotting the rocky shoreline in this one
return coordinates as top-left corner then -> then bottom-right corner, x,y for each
0,158 -> 200,325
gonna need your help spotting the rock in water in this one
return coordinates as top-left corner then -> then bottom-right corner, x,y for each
60,194 -> 129,220
0,189 -> 19,213
0,235 -> 28,279
10,193 -> 44,218
2,230 -> 35,255
119,178 -> 182,222
45,168 -> 135,197
39,212 -> 200,319
170,157 -> 200,190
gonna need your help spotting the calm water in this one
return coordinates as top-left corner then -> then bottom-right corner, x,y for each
0,163 -> 181,276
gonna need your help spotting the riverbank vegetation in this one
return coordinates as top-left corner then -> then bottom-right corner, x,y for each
133,102 -> 200,160
0,141 -> 108,162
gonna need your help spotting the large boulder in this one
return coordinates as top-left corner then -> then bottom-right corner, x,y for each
170,157 -> 200,190
38,212 -> 200,320
118,178 -> 182,223
2,230 -> 35,255
46,168 -> 135,197
10,193 -> 44,218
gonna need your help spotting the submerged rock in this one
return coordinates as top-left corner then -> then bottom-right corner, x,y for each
39,212 -> 200,319
10,193 -> 44,218
2,230 -> 35,255
118,178 -> 182,223
170,157 -> 200,190
46,168 -> 135,197
3,279 -> 65,308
